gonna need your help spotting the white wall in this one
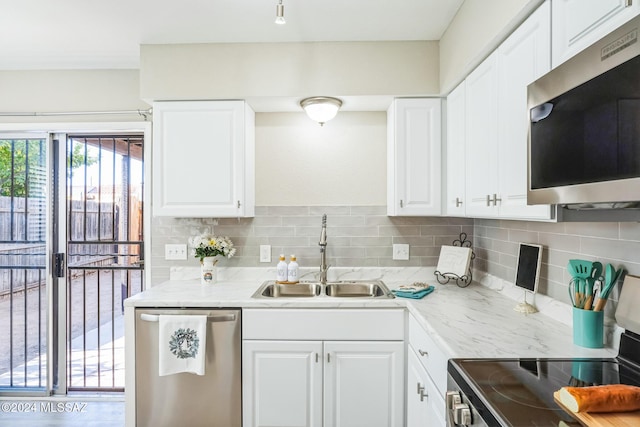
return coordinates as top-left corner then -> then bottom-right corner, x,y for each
439,0 -> 543,94
140,41 -> 439,101
0,69 -> 148,122
255,112 -> 386,205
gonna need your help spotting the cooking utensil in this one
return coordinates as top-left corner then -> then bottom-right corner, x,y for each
569,278 -> 583,308
594,265 -> 625,312
568,260 -> 593,308
584,262 -> 603,310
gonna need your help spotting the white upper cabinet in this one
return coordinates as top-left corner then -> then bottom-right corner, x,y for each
552,0 -> 640,68
496,0 -> 553,219
463,1 -> 553,220
464,51 -> 499,218
387,98 -> 442,216
152,100 -> 255,217
444,81 -> 466,217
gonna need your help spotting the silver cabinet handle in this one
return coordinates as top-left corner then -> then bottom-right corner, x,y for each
417,382 -> 425,395
237,200 -> 241,208
625,0 -> 632,7
400,199 -> 404,208
419,388 -> 428,402
315,353 -> 319,363
327,353 -> 331,363
492,193 -> 502,206
418,349 -> 428,357
455,197 -> 463,207
486,194 -> 491,207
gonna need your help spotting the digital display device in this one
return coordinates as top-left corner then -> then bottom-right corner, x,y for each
514,243 -> 542,314
515,243 -> 542,293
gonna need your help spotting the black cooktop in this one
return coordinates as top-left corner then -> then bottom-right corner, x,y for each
448,331 -> 640,427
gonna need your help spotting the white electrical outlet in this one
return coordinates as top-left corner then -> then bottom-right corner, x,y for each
259,245 -> 272,263
165,244 -> 188,260
392,244 -> 410,260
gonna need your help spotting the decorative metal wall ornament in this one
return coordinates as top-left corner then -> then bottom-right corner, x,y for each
434,232 -> 475,288
169,328 -> 200,359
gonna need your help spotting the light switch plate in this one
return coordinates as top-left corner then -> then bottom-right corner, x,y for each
392,244 -> 410,260
165,244 -> 188,260
260,245 -> 272,263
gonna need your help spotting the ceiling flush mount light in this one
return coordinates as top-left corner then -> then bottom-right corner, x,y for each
300,96 -> 343,126
275,0 -> 285,25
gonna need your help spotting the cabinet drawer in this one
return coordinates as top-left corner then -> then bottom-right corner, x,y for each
408,314 -> 449,395
243,308 -> 405,341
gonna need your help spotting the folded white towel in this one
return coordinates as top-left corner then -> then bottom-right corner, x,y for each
158,315 -> 207,376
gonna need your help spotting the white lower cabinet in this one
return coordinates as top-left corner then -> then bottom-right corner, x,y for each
243,340 -> 404,427
406,314 -> 449,427
243,341 -> 323,427
242,309 -> 405,427
407,350 -> 445,427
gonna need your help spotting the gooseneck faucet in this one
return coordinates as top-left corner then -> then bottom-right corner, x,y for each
319,214 -> 329,284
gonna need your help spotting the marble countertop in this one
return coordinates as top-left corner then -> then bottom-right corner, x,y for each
126,267 -> 616,360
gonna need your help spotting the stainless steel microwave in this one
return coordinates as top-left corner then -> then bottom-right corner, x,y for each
527,14 -> 640,208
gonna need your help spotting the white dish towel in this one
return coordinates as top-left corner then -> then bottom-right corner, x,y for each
158,315 -> 207,376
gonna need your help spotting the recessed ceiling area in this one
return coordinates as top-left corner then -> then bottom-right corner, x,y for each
0,0 -> 463,70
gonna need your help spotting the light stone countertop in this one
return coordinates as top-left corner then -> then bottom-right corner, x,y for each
126,267 -> 616,360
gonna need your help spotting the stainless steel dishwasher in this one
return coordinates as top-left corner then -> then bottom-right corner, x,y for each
135,308 -> 241,427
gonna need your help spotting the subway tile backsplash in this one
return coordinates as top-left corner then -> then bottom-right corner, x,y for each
150,207 -> 640,318
150,206 -> 473,283
473,218 -> 640,314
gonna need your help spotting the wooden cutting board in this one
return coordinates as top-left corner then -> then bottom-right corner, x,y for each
553,391 -> 640,426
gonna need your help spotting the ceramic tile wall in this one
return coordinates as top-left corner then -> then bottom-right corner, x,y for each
150,206 -> 474,283
473,219 -> 640,315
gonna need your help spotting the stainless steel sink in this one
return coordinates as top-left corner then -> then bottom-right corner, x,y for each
252,280 -> 394,299
257,282 -> 322,298
325,281 -> 388,298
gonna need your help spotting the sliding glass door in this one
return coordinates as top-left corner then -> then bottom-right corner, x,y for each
0,134 -> 51,394
0,130 -> 145,395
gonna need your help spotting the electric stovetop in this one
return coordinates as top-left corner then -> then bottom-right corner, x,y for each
448,331 -> 640,427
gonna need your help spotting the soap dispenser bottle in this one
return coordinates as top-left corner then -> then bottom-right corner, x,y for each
287,255 -> 299,283
276,254 -> 288,282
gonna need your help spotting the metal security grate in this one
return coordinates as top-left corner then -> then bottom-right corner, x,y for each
66,135 -> 144,391
0,138 -> 47,390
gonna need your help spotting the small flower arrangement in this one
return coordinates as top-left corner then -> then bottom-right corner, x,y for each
188,233 -> 236,262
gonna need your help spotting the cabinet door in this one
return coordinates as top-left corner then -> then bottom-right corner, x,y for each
407,349 -> 430,427
552,0 -> 640,68
496,1 -> 553,220
387,98 -> 442,216
152,100 -> 255,217
243,341 -> 323,427
445,81 -> 466,217
324,341 -> 404,427
407,349 -> 445,427
464,52 -> 499,217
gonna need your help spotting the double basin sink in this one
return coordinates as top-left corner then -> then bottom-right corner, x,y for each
252,280 -> 394,299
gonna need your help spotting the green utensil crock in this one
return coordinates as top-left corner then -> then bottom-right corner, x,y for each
572,307 -> 603,348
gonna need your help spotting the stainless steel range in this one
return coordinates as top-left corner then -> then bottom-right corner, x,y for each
446,331 -> 640,426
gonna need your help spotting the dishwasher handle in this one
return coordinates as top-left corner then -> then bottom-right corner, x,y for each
140,313 -> 237,323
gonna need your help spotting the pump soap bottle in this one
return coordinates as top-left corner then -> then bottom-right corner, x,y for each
276,254 -> 288,282
287,255 -> 299,283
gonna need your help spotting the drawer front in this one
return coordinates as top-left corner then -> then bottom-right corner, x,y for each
243,308 -> 405,340
408,314 -> 449,395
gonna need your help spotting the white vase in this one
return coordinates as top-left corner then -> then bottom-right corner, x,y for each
200,257 -> 218,285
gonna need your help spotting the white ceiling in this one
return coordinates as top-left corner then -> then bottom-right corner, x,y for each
0,0 -> 464,70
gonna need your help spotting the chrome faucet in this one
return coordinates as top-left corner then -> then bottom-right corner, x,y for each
319,214 -> 329,284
